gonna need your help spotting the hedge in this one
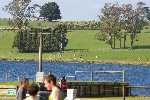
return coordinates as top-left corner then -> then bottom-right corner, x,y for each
13,24 -> 68,52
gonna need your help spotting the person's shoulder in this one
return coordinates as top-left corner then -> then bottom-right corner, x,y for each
24,96 -> 33,100
18,87 -> 23,92
53,86 -> 60,92
18,87 -> 27,93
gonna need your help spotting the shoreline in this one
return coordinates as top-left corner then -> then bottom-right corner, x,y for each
0,57 -> 150,66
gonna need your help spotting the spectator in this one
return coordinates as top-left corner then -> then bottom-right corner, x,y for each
60,76 -> 68,99
25,83 -> 39,100
60,76 -> 67,92
44,74 -> 61,100
43,75 -> 52,92
16,78 -> 29,100
38,79 -> 50,100
39,82 -> 47,91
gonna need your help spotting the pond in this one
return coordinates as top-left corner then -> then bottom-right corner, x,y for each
0,60 -> 150,96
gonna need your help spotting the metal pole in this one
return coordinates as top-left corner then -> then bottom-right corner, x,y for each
38,32 -> 42,72
5,73 -> 8,81
122,70 -> 125,100
91,71 -> 93,81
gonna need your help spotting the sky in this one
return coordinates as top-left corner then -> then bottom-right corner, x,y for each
0,0 -> 150,20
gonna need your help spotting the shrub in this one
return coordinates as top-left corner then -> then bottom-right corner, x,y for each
13,24 -> 68,52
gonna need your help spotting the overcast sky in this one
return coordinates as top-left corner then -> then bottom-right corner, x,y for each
0,0 -> 150,20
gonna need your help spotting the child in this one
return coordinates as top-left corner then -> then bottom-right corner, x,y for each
25,83 -> 39,100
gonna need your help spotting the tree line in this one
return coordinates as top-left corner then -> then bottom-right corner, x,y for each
4,0 -> 150,52
97,2 -> 150,49
61,21 -> 100,30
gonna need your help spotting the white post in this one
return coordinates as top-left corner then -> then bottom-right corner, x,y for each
122,70 -> 125,100
38,32 -> 42,72
91,71 -> 93,81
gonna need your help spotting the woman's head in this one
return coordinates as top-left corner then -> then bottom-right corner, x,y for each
61,76 -> 66,83
28,83 -> 39,96
44,74 -> 57,89
20,78 -> 29,88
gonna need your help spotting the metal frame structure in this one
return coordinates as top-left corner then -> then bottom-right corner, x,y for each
66,70 -> 125,100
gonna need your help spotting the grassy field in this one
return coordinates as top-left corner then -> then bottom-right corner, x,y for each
80,97 -> 150,100
0,81 -> 18,85
0,22 -> 150,64
0,19 -> 9,26
0,97 -> 149,100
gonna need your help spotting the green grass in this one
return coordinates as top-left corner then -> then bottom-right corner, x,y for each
2,96 -> 147,100
65,30 -> 150,63
0,19 -> 10,28
0,97 -> 150,100
80,97 -> 150,100
0,81 -> 18,85
0,23 -> 150,64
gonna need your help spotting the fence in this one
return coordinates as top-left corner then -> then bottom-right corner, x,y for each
0,85 -> 16,100
0,70 -> 150,100
66,70 -> 150,100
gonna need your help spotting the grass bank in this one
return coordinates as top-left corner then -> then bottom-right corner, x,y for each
0,97 -> 149,100
0,29 -> 150,65
80,97 -> 150,100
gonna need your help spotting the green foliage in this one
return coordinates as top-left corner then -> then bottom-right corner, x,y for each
29,20 -> 100,30
98,2 -> 149,49
5,0 -> 31,29
147,12 -> 150,21
63,21 -> 100,30
40,2 -> 61,21
0,18 -> 10,26
13,24 -> 68,52
95,32 -> 107,41
99,3 -> 122,48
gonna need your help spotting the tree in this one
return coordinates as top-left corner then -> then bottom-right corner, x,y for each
121,4 -> 133,48
13,24 -> 68,52
5,0 -> 31,29
137,2 -> 150,21
121,2 -> 147,48
99,3 -> 121,48
40,2 -> 61,21
25,4 -> 41,19
130,2 -> 147,48
145,7 -> 150,21
98,2 -> 148,49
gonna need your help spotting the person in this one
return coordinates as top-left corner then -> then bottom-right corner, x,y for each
38,82 -> 50,100
25,83 -> 39,100
16,78 -> 29,100
60,76 -> 67,92
44,74 -> 61,100
39,82 -> 47,91
60,76 -> 67,99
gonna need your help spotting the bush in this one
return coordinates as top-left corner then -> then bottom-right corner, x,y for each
95,32 -> 107,41
61,21 -> 100,30
13,24 -> 68,52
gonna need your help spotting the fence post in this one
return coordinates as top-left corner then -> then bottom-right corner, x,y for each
122,70 -> 125,100
18,76 -> 20,82
91,71 -> 93,81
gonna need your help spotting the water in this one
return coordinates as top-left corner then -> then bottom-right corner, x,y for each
0,60 -> 150,95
